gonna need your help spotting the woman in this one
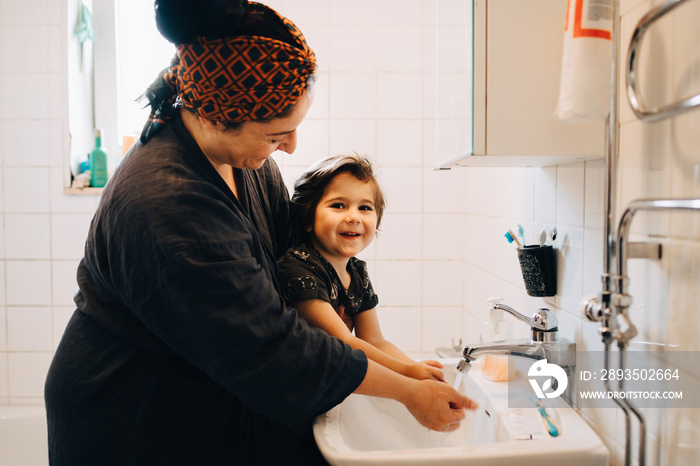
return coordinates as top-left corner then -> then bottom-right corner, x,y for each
44,1 -> 475,464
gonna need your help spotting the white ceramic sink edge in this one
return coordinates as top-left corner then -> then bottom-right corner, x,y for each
314,358 -> 610,466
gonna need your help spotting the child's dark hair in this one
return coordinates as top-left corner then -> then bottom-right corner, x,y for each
291,154 -> 385,243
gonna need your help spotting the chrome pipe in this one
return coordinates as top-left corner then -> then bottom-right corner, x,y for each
626,0 -> 700,122
617,198 -> 700,284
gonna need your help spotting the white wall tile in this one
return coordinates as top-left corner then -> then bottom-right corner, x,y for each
376,0 -> 425,24
307,71 -> 330,119
0,307 -> 6,350
3,167 -> 50,212
534,166 -> 557,224
0,353 -> 7,398
374,260 -> 421,306
422,119 -> 437,166
5,260 -> 52,306
582,227 -> 604,299
51,260 -> 80,307
50,213 -> 91,260
0,73 -> 49,120
375,214 -> 422,260
376,120 -> 423,166
422,306 -> 463,354
7,307 -> 52,351
8,352 -> 52,398
0,0 -> 49,25
48,121 -> 65,168
47,72 -> 62,119
377,306 -> 422,353
1,120 -> 51,167
52,306 -> 74,350
553,227 -> 584,315
329,119 -> 376,156
584,160 -> 605,229
4,214 -> 51,259
329,0 -> 377,24
329,73 -> 376,119
422,260 -> 463,307
287,119 -> 329,169
0,216 -> 4,260
376,25 -> 424,73
48,168 -> 100,214
377,166 -> 422,214
47,0 -> 61,25
298,24 -> 329,72
422,214 -> 464,260
423,168 -> 466,213
1,26 -> 48,72
377,72 -> 423,119
329,25 -> 377,72
556,163 -> 585,227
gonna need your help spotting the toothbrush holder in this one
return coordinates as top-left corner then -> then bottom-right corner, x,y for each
516,245 -> 557,297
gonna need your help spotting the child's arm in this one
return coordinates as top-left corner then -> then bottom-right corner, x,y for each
294,299 -> 444,381
354,308 -> 444,380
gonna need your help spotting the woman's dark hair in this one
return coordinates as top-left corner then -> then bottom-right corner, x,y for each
155,0 -> 294,45
291,154 -> 386,244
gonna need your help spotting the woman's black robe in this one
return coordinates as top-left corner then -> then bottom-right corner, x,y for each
45,114 -> 367,465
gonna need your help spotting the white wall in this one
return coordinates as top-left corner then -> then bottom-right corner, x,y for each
0,1 -> 699,465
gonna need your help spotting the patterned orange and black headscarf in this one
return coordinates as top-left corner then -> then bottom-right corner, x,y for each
140,2 -> 316,143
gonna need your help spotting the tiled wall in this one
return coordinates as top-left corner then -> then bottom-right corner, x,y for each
1,1 -> 699,465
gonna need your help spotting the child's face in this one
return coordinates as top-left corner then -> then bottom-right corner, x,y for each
310,172 -> 378,266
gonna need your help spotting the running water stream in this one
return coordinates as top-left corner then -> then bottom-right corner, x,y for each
426,370 -> 466,448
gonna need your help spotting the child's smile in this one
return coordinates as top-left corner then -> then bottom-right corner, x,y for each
310,172 -> 378,272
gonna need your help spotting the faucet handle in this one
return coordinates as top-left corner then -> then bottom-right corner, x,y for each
532,308 -> 558,331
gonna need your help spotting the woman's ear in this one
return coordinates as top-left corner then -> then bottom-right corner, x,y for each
198,116 -> 220,133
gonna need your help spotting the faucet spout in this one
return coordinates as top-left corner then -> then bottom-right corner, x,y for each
462,303 -> 575,371
462,338 -> 575,369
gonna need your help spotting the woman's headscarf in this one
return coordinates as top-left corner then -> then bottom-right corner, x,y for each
140,2 -> 316,143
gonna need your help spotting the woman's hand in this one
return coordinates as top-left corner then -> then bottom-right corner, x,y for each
404,361 -> 445,382
356,360 -> 478,433
401,379 -> 478,432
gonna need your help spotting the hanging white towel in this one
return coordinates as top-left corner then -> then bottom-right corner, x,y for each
555,0 -> 613,123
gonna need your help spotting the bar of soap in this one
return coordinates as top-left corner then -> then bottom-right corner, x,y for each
482,354 -> 515,382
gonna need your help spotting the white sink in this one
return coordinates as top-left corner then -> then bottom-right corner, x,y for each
314,358 -> 609,466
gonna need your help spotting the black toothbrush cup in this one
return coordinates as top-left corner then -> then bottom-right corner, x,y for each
516,245 -> 557,297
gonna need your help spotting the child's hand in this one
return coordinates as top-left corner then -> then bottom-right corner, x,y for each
405,362 -> 445,382
421,359 -> 444,369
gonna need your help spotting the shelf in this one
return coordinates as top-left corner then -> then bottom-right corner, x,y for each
64,187 -> 104,196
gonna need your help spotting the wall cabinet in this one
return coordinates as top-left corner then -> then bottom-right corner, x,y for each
436,0 -> 605,168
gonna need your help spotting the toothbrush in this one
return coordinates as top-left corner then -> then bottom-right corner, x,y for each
504,229 -> 522,248
529,396 -> 560,437
537,405 -> 560,437
517,224 -> 526,246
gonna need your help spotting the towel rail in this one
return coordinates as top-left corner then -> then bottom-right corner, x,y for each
626,0 -> 700,122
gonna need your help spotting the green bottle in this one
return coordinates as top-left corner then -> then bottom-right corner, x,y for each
90,129 -> 109,188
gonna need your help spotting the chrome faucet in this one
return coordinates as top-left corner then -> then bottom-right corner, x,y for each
457,304 -> 576,376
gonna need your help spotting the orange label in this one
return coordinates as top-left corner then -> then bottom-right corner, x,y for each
565,0 -> 612,40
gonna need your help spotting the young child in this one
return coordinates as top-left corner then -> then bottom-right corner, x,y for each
278,154 -> 444,381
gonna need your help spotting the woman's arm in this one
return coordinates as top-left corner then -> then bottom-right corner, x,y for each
294,299 -> 443,381
355,359 -> 477,432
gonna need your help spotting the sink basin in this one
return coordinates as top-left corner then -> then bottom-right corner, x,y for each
314,358 -> 609,465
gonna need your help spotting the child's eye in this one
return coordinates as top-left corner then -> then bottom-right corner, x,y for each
330,203 -> 345,209
359,205 -> 374,211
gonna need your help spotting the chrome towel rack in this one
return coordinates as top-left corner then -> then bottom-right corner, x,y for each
626,0 -> 700,122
